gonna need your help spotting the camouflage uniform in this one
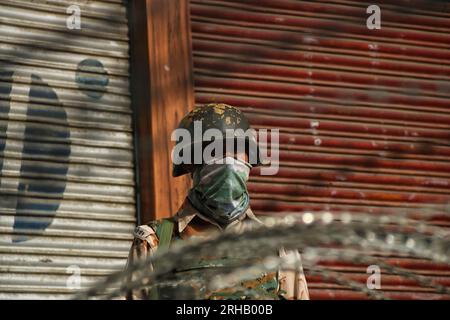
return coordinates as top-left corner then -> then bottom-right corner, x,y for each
125,198 -> 310,300
124,103 -> 310,300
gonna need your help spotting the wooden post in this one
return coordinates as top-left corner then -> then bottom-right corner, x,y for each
129,0 -> 194,223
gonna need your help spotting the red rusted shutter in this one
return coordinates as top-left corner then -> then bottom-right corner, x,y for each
189,0 -> 450,299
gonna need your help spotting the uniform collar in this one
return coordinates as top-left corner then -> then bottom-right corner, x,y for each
173,198 -> 264,233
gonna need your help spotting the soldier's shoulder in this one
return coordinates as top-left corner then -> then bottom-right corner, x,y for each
133,218 -> 175,241
133,223 -> 156,242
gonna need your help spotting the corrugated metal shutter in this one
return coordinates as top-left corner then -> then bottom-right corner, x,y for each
190,0 -> 450,299
0,0 -> 135,299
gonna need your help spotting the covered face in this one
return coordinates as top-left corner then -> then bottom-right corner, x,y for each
187,156 -> 252,226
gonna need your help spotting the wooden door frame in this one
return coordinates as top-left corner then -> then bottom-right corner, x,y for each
128,0 -> 194,223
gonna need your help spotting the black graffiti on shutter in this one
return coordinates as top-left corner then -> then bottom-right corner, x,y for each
1,58 -> 109,242
76,59 -> 109,99
0,71 -> 14,178
12,73 -> 71,242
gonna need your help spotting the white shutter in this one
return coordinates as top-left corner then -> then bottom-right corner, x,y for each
0,0 -> 135,299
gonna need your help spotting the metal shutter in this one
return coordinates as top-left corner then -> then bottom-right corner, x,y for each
190,0 -> 450,299
0,0 -> 135,299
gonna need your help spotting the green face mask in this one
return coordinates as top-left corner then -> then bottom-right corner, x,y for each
188,157 -> 251,225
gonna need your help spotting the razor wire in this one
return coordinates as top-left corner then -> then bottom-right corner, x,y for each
76,207 -> 450,300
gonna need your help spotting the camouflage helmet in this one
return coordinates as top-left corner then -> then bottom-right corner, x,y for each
172,103 -> 266,177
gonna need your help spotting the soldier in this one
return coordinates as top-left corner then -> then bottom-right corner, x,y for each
125,103 -> 309,300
